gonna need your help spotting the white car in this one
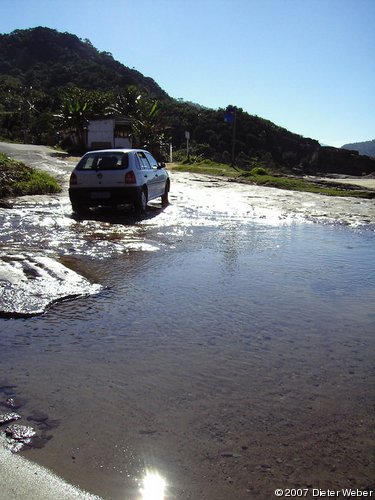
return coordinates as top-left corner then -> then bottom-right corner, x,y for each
69,149 -> 170,214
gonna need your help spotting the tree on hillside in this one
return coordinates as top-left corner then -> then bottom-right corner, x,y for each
0,77 -> 46,142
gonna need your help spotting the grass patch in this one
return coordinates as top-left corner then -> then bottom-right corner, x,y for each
173,160 -> 375,199
0,152 -> 61,198
173,159 -> 239,178
240,172 -> 375,198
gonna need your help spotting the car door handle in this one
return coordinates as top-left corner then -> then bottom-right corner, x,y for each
144,174 -> 148,178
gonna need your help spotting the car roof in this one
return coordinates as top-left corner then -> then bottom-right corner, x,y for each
85,149 -> 149,155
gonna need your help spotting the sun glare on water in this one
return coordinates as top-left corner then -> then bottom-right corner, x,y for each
139,470 -> 167,500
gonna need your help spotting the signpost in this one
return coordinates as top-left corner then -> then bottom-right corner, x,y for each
185,131 -> 190,159
224,106 -> 237,167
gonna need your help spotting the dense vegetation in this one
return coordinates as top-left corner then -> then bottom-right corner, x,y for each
1,27 -> 374,176
0,152 -> 61,198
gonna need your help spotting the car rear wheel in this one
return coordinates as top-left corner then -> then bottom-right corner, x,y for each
135,188 -> 148,214
71,203 -> 88,215
161,181 -> 170,207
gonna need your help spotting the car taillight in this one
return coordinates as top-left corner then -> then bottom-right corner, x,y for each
70,172 -> 77,186
125,171 -> 136,184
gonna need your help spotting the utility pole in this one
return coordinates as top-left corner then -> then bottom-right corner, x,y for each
185,131 -> 190,159
224,106 -> 237,167
231,108 -> 237,168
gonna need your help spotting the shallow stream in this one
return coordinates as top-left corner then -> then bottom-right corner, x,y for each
0,155 -> 374,499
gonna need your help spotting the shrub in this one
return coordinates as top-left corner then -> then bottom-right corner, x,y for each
249,166 -> 269,176
13,170 -> 61,196
0,152 -> 61,198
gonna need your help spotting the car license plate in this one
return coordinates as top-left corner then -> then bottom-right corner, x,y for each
90,191 -> 110,199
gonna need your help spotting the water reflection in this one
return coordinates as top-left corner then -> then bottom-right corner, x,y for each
139,470 -> 167,500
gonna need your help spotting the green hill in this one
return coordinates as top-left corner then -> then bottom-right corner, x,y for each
0,27 -> 374,176
0,26 -> 166,97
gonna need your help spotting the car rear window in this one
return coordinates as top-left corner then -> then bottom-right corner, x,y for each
76,152 -> 129,170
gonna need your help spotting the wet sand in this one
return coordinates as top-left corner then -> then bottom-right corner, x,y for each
0,434 -> 101,499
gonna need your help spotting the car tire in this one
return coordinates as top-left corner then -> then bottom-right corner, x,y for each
135,188 -> 148,214
161,181 -> 170,207
72,203 -> 87,215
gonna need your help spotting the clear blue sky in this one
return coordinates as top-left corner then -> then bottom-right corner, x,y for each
1,0 -> 374,146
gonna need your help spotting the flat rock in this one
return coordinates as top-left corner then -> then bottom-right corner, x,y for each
0,252 -> 101,317
5,424 -> 36,440
0,412 -> 21,424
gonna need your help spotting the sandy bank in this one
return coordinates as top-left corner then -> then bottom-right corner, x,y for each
321,177 -> 375,189
0,435 -> 102,500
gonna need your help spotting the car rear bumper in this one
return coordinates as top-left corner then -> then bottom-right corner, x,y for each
69,186 -> 142,207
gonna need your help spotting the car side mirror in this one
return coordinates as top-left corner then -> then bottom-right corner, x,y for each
157,162 -> 166,169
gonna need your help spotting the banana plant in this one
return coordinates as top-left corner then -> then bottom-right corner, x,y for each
55,88 -> 109,151
109,87 -> 168,156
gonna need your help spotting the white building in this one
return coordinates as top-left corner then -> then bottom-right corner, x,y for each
87,117 -> 132,150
